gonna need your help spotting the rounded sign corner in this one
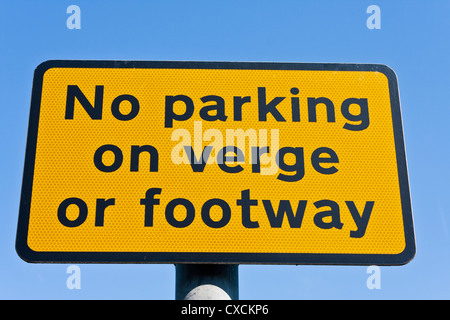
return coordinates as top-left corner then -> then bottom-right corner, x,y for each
34,60 -> 62,78
397,238 -> 416,266
15,238 -> 39,264
373,63 -> 398,83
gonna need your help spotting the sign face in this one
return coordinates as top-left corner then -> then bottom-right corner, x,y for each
16,60 -> 415,265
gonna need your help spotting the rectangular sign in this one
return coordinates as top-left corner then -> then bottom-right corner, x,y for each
16,60 -> 415,265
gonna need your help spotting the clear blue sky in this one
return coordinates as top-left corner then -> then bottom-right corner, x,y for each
1,0 -> 449,299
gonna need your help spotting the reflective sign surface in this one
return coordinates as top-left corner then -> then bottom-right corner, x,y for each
16,60 -> 415,264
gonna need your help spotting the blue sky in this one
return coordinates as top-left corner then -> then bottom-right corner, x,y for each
1,0 -> 450,299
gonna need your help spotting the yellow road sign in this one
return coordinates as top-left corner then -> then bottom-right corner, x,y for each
16,60 -> 415,265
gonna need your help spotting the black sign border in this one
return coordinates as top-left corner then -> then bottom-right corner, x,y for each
16,60 -> 416,265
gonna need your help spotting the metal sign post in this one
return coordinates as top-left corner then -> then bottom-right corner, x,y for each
175,264 -> 239,300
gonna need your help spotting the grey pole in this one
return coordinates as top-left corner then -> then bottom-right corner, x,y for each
175,264 -> 239,300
